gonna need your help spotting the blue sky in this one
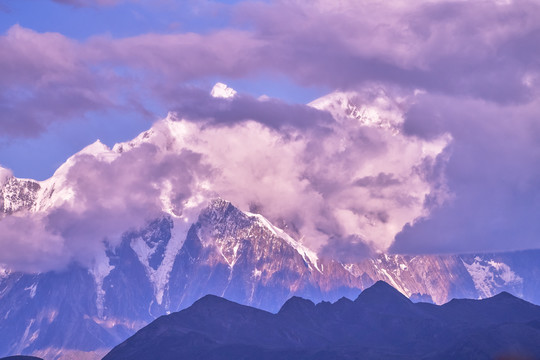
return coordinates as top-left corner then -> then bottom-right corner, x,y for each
0,0 -> 326,180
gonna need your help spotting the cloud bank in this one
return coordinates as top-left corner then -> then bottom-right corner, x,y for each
0,87 -> 450,271
3,0 -> 540,136
391,93 -> 540,254
2,0 -> 540,270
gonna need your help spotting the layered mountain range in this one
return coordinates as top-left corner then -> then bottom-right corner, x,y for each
1,195 -> 539,359
103,281 -> 540,360
1,85 -> 539,359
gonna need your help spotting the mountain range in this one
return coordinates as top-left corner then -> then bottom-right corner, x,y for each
2,196 -> 540,359
1,86 -> 540,359
103,281 -> 540,360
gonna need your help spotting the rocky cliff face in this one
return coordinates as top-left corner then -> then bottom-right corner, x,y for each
164,199 -> 359,312
0,177 -> 40,215
1,198 -> 539,359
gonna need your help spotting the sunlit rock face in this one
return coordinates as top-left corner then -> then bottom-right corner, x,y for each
164,199 -> 362,312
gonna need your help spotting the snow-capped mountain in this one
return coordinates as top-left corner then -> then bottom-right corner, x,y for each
2,196 -> 540,359
1,84 -> 539,359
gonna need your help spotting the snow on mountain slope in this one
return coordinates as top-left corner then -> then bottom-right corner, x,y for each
130,217 -> 190,305
1,140 -> 119,217
309,88 -> 404,132
0,84 -> 525,310
2,83 -> 452,268
32,140 -> 119,213
343,254 -> 477,304
210,82 -> 237,99
243,210 -> 321,273
462,256 -> 523,298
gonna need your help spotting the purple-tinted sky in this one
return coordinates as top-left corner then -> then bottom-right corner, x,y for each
2,0 -> 540,269
0,0 -> 328,179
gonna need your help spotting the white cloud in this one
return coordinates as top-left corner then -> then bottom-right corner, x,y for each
0,85 -> 451,270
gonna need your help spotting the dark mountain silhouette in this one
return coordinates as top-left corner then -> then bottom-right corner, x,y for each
103,281 -> 540,360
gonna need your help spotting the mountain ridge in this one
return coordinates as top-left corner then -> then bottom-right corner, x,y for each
103,281 -> 540,360
1,87 -> 539,359
2,198 -> 540,359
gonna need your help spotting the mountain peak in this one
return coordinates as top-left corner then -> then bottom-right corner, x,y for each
79,139 -> 110,156
278,296 -> 315,316
185,294 -> 245,315
200,198 -> 234,222
308,89 -> 403,131
192,294 -> 231,307
494,291 -> 516,299
210,82 -> 237,99
103,284 -> 540,360
355,281 -> 411,306
487,290 -> 528,305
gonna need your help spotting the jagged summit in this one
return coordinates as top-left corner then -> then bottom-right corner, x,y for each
198,198 -> 234,222
355,280 -> 412,307
308,89 -> 404,131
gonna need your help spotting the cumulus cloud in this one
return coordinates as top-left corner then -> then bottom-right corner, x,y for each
0,85 -> 451,270
150,87 -> 450,260
0,142 -> 213,271
234,0 -> 540,102
0,215 -> 69,272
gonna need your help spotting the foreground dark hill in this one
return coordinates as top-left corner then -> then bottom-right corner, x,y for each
103,281 -> 540,360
